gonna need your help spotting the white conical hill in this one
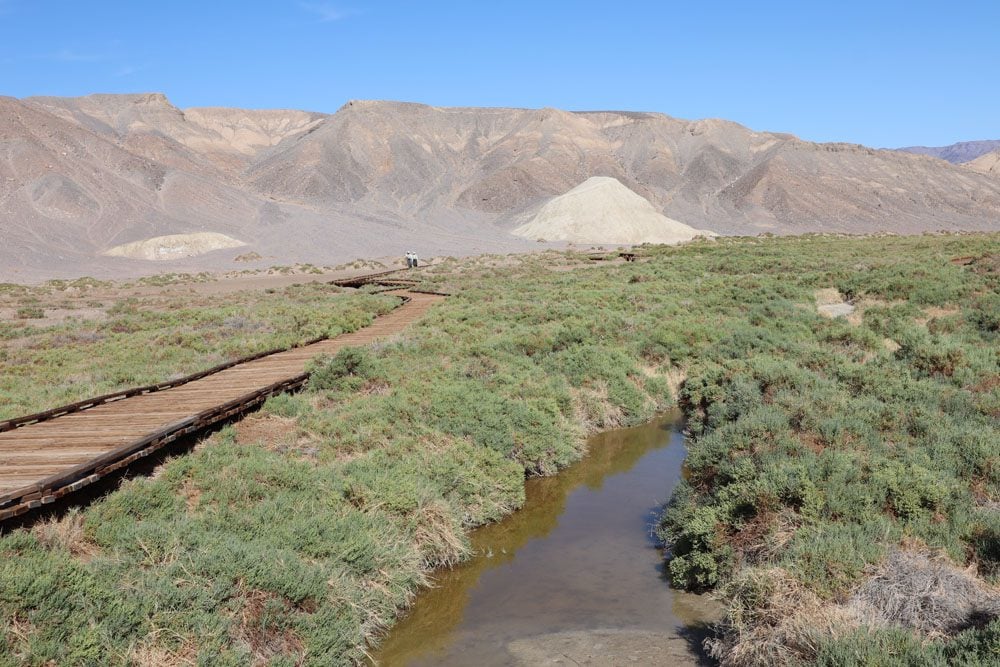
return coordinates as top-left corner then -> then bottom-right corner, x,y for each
512,177 -> 713,244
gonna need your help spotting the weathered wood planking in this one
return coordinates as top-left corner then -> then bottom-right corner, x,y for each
0,289 -> 444,521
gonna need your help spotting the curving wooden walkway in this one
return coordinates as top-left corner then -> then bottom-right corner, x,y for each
0,288 -> 444,522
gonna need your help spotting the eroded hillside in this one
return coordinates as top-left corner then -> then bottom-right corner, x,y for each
3,93 -> 1000,279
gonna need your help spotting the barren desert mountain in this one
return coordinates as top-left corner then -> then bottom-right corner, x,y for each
511,177 -> 709,244
2,93 -> 1000,280
897,139 -> 1000,164
966,151 -> 1000,177
245,100 -> 1000,234
25,93 -> 325,175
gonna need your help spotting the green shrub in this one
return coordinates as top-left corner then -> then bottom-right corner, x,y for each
307,348 -> 380,391
968,292 -> 1000,336
15,306 -> 44,319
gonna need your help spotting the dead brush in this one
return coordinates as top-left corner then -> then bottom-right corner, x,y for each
126,634 -> 199,667
727,509 -> 780,565
4,614 -> 36,657
756,509 -> 801,562
848,548 -> 1000,637
572,384 -> 626,434
361,378 -> 391,396
706,567 -> 859,667
30,509 -> 100,560
230,588 -> 305,666
179,478 -> 203,513
411,499 -> 469,568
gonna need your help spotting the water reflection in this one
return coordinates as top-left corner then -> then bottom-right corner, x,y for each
373,411 -> 718,666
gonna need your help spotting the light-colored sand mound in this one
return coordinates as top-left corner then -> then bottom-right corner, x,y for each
512,177 -> 713,244
103,232 -> 246,261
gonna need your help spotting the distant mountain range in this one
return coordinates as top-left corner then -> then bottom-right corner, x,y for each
2,93 -> 999,280
897,139 -> 1000,164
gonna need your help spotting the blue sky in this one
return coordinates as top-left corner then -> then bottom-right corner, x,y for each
1,1 -> 997,147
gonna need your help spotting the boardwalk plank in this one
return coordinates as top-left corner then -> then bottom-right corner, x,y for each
0,289 -> 443,519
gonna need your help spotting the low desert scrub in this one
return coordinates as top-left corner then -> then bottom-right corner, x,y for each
14,306 -> 44,319
659,237 -> 1000,663
0,234 -> 997,665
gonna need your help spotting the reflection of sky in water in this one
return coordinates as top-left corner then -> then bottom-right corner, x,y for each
373,411 -> 718,666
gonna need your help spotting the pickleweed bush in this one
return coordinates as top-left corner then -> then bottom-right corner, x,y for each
308,348 -> 381,392
662,486 -> 731,590
814,620 -> 1000,667
968,292 -> 1000,336
264,392 -> 311,418
655,235 -> 1000,664
1,234 -> 998,665
781,520 -> 896,598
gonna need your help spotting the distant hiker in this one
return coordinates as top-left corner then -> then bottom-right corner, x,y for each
412,252 -> 419,268
405,251 -> 414,268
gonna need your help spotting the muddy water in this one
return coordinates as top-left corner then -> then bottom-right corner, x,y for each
373,411 -> 719,666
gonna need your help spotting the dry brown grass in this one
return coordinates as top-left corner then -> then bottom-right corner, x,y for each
30,509 -> 100,561
915,305 -> 962,327
3,614 -> 36,663
234,414 -> 298,449
849,549 -> 1000,637
922,305 -> 961,319
813,288 -> 845,307
847,296 -> 892,327
814,289 -> 856,321
640,363 -> 686,403
230,589 -> 306,667
572,384 -> 626,434
410,499 -> 469,568
179,479 -> 202,513
663,367 -> 687,402
360,378 -> 391,396
126,635 -> 199,667
707,549 -> 1000,666
233,414 -> 319,460
707,567 -> 859,667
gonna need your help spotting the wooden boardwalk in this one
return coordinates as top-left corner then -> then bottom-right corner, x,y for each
0,289 -> 444,522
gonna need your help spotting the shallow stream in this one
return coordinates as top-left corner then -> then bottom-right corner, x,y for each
373,411 -> 719,666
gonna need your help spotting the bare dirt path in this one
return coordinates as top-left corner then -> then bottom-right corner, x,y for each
0,289 -> 444,521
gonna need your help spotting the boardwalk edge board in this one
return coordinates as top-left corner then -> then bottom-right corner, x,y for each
0,375 -> 309,521
0,276 -> 444,523
0,338 -> 325,433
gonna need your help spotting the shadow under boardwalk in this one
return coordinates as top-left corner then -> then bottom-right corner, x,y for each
0,289 -> 444,522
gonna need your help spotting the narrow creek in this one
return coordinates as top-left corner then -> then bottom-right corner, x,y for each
372,410 -> 720,666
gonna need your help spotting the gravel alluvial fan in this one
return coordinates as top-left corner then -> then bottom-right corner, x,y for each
3,94 -> 1000,279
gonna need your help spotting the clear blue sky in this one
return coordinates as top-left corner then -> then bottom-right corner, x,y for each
2,1 -> 997,147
